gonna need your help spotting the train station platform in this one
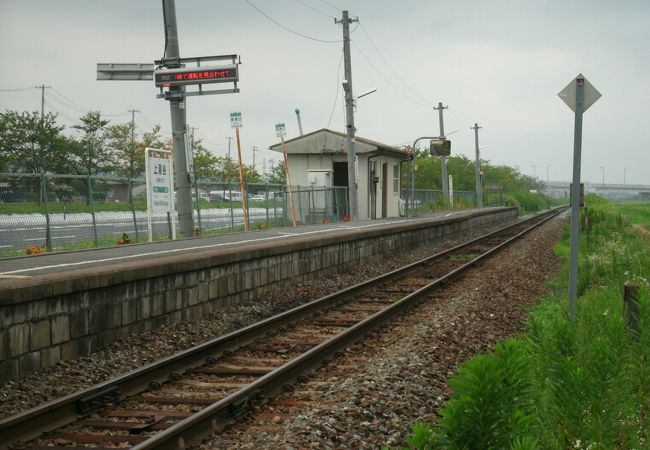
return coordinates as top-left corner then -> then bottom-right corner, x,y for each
0,207 -> 517,382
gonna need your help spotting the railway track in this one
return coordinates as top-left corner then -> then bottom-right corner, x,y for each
0,207 -> 566,450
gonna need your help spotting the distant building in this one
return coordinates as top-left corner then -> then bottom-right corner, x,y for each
270,129 -> 410,219
543,181 -> 650,200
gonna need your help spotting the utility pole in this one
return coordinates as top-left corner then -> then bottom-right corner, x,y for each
35,85 -> 51,122
336,10 -> 359,221
295,108 -> 304,136
226,136 -> 233,159
128,109 -> 139,144
162,0 -> 194,238
471,123 -> 483,208
252,145 -> 259,171
434,102 -> 449,206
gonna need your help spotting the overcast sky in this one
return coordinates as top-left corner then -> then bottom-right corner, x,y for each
1,0 -> 648,185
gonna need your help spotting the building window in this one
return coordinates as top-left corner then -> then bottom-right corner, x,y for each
393,164 -> 399,193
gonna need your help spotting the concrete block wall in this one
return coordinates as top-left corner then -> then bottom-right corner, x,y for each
0,208 -> 517,383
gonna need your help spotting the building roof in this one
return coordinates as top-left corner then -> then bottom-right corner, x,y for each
269,128 -> 410,161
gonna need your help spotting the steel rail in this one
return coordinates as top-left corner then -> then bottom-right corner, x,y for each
132,206 -> 565,449
0,207 -> 566,449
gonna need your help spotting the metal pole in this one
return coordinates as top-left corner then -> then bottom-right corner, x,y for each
410,154 -> 415,216
568,77 -> 585,322
235,127 -> 249,231
42,173 -> 52,252
162,0 -> 194,238
87,175 -> 98,247
471,123 -> 483,208
129,179 -> 140,242
435,102 -> 449,206
295,108 -> 304,136
35,85 -> 50,122
226,136 -> 233,159
600,166 -> 605,185
623,282 -> 640,341
336,10 -> 360,221
189,126 -> 202,233
280,136 -> 298,227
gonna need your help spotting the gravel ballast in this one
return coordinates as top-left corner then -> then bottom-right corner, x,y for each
0,213 -> 564,445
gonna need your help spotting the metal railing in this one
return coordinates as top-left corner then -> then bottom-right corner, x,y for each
0,173 -> 349,257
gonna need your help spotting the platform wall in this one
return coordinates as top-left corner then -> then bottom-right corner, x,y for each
0,208 -> 517,382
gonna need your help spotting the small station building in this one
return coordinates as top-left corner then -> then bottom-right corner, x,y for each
269,128 -> 410,219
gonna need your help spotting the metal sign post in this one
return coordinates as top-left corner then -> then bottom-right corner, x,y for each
96,0 -> 240,240
145,147 -> 175,242
231,112 -> 249,232
275,122 -> 298,227
558,73 -> 601,322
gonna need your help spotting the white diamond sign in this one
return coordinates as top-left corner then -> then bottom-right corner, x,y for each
558,73 -> 601,112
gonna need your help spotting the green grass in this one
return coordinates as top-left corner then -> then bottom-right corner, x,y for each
397,194 -> 650,449
504,191 -> 560,215
613,200 -> 650,228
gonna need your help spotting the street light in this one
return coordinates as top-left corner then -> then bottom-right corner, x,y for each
356,87 -> 377,99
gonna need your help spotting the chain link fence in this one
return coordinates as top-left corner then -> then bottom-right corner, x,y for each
0,173 -> 349,257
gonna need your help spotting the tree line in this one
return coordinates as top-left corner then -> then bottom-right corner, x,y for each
1,109 -> 544,195
0,109 -> 286,184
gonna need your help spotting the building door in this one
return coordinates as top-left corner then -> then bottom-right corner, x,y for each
333,162 -> 348,186
381,162 -> 388,218
333,162 -> 348,219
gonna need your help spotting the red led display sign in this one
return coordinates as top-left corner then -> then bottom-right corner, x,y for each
154,65 -> 238,87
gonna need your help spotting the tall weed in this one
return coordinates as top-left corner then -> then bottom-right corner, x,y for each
400,196 -> 650,449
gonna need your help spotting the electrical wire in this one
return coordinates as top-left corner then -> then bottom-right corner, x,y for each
47,89 -> 129,118
293,0 -> 335,18
245,0 -> 341,43
0,87 -> 34,92
46,103 -> 84,127
319,0 -> 341,12
358,23 -> 434,106
326,52 -> 344,129
351,41 -> 432,108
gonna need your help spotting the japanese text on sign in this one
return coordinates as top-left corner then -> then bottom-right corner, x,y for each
230,111 -> 243,129
275,122 -> 286,138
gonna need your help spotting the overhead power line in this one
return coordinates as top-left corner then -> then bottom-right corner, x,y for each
293,0 -> 335,18
0,87 -> 34,92
327,52 -> 344,129
351,41 -> 431,108
319,0 -> 341,12
358,23 -> 434,106
48,88 -> 128,118
245,0 -> 341,43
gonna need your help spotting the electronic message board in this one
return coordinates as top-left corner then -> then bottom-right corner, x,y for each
154,65 -> 238,87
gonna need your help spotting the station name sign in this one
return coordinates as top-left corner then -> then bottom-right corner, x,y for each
154,64 -> 239,87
